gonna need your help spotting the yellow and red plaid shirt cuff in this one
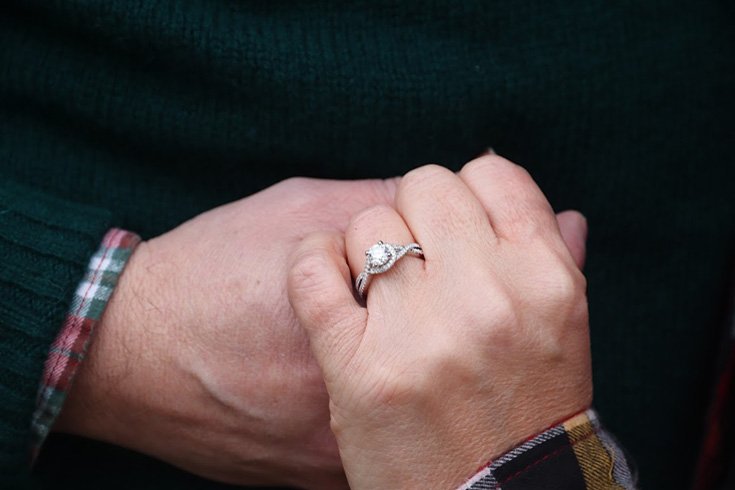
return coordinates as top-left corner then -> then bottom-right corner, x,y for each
458,409 -> 637,490
30,228 -> 140,460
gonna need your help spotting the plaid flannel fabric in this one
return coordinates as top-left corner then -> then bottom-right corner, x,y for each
459,410 -> 636,490
30,228 -> 140,460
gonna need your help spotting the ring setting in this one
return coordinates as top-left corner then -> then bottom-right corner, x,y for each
355,241 -> 423,298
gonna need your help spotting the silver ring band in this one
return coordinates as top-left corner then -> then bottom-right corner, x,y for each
355,241 -> 424,299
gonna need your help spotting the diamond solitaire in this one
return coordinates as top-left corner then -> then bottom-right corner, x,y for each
366,241 -> 392,269
355,240 -> 424,298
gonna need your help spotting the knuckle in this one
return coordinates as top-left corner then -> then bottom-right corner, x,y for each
457,288 -> 520,348
547,260 -> 587,307
530,260 -> 589,336
460,154 -> 530,182
522,246 -> 586,303
548,267 -> 580,304
460,154 -> 509,178
491,293 -> 520,327
482,294 -> 521,341
505,160 -> 535,184
399,164 -> 451,194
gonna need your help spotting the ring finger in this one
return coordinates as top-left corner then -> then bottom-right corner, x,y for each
345,204 -> 424,305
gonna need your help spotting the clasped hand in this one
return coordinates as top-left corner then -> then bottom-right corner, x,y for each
56,155 -> 591,490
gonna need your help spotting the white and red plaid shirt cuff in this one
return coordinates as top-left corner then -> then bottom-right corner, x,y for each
30,228 -> 140,461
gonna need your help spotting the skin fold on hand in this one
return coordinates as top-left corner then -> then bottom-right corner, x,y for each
55,167 -> 588,489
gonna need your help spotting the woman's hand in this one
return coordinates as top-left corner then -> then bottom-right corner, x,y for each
288,155 -> 592,489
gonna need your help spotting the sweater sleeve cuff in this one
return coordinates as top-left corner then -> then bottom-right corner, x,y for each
0,181 -> 115,473
456,409 -> 637,490
29,228 -> 141,461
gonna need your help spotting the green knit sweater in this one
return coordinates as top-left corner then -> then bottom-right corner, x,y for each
1,1 -> 733,488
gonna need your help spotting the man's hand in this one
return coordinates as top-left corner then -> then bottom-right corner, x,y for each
55,177 -> 398,489
55,173 -> 587,488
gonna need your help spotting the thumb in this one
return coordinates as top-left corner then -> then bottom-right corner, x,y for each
288,231 -> 367,380
556,210 -> 588,270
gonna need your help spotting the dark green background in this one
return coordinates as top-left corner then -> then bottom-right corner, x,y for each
1,1 -> 733,488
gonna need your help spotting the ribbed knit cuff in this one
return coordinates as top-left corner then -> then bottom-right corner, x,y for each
0,180 -> 112,475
